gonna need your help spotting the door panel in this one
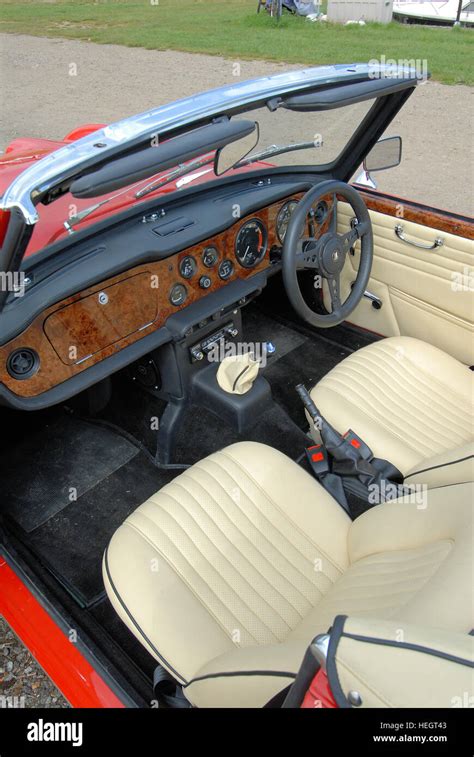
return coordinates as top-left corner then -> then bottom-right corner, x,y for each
331,194 -> 474,364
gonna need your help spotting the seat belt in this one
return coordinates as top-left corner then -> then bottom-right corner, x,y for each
305,443 -> 351,515
297,384 -> 406,515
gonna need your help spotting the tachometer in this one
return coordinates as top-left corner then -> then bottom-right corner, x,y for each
235,219 -> 267,268
276,200 -> 299,244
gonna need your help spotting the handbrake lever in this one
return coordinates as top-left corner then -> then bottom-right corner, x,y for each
296,383 -> 361,463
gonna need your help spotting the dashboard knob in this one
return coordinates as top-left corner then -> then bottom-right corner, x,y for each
199,275 -> 212,290
191,347 -> 204,361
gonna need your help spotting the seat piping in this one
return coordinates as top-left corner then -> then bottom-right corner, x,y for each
183,669 -> 297,689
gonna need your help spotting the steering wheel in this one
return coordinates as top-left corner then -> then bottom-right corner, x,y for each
282,180 -> 373,328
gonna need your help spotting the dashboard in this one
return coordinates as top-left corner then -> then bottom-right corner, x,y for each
0,191 -> 333,401
0,174 -> 336,408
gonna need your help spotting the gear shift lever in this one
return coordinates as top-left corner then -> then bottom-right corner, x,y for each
217,353 -> 260,395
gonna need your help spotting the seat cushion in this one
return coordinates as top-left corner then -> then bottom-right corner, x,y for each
404,442 -> 474,489
328,616 -> 474,708
104,443 -> 473,708
309,336 -> 474,475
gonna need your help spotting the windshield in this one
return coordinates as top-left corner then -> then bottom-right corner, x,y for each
239,98 -> 374,167
22,98 -> 374,261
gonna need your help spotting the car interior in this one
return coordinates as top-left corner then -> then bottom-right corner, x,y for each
0,68 -> 472,708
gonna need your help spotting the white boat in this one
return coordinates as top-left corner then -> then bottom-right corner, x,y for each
393,0 -> 474,25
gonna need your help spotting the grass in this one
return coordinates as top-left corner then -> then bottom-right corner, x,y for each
0,0 -> 472,85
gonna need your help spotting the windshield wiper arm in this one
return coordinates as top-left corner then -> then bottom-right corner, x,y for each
236,139 -> 323,167
134,153 -> 215,199
63,154 -> 216,233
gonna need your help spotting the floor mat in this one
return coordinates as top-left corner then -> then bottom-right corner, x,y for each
23,451 -> 176,606
0,414 -> 139,533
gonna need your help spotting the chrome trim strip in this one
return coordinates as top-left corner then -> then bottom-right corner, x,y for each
0,64 -> 418,225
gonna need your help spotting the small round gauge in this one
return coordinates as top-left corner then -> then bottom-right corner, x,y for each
314,200 -> 329,225
202,246 -> 218,268
276,200 -> 299,244
235,219 -> 268,268
169,283 -> 188,307
218,259 -> 234,280
179,255 -> 197,279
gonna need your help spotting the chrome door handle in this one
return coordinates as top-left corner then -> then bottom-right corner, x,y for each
394,224 -> 444,250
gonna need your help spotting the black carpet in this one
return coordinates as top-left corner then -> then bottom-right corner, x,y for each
172,401 -> 310,467
262,338 -> 351,427
23,451 -> 176,606
241,306 -> 307,363
0,414 -> 138,532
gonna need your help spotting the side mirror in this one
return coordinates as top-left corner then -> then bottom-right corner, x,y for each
364,136 -> 402,173
214,123 -> 260,176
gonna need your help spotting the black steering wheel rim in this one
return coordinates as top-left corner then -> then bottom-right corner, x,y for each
282,180 -> 373,328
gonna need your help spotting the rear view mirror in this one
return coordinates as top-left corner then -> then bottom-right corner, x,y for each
364,136 -> 402,173
214,123 -> 260,176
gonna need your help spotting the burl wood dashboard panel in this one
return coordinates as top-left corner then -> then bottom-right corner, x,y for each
44,272 -> 159,365
0,197 -> 301,399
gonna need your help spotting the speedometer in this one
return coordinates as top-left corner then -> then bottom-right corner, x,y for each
235,219 -> 267,268
276,200 -> 299,244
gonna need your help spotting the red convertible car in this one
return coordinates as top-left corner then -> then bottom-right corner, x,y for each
0,64 -> 472,712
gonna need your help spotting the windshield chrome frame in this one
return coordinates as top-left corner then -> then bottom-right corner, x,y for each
0,63 -> 417,226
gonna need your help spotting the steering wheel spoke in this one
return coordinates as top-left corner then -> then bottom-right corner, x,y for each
326,274 -> 342,314
329,193 -> 338,233
338,220 -> 370,252
295,237 -> 321,270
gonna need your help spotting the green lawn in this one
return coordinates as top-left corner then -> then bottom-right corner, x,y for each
0,0 -> 472,85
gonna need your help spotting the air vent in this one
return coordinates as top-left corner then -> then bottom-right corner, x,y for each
7,348 -> 40,380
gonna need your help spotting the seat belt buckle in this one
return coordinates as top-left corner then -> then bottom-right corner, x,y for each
343,430 -> 373,461
306,444 -> 330,476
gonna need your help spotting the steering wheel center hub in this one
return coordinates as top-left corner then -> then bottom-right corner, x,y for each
321,235 -> 346,276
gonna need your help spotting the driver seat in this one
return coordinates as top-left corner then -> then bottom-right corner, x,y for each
309,336 -> 474,477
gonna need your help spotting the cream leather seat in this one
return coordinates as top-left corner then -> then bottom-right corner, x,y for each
309,336 -> 474,476
104,442 -> 473,708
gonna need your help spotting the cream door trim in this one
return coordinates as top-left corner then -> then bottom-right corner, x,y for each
329,202 -> 474,364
